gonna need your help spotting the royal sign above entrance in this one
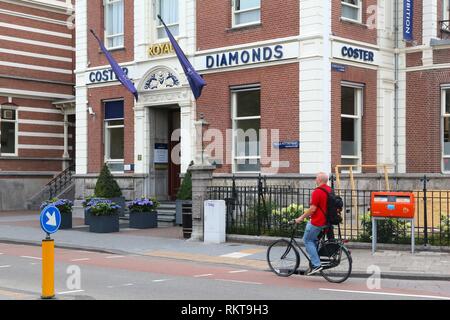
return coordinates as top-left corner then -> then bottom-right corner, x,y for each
332,41 -> 379,66
148,42 -> 174,57
194,41 -> 299,71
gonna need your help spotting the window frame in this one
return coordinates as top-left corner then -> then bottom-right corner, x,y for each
155,0 -> 180,41
104,0 -> 125,50
442,87 -> 450,173
444,0 -> 450,21
232,0 -> 261,29
341,83 -> 363,172
0,106 -> 18,157
341,0 -> 363,24
104,99 -> 125,173
231,86 -> 261,174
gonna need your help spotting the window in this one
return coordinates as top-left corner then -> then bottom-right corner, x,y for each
341,0 -> 362,23
232,0 -> 261,27
232,87 -> 261,172
104,0 -> 124,49
157,0 -> 179,39
104,101 -> 124,172
443,89 -> 450,172
444,0 -> 450,21
341,85 -> 363,169
0,108 -> 17,156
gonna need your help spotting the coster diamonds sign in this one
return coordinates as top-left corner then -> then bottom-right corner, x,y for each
403,0 -> 414,42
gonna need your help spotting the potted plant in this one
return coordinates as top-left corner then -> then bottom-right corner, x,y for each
89,200 -> 121,233
82,195 -> 98,225
176,164 -> 193,238
94,164 -> 125,217
127,197 -> 160,229
40,198 -> 73,229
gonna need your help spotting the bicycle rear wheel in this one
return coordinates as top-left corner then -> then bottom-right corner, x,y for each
319,244 -> 352,283
267,239 -> 300,277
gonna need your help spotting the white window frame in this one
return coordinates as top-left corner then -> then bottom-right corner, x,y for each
442,87 -> 450,173
341,83 -> 363,173
444,0 -> 450,21
155,0 -> 180,40
104,100 -> 124,173
104,0 -> 124,50
341,0 -> 363,24
232,86 -> 261,174
0,106 -> 18,157
232,0 -> 261,28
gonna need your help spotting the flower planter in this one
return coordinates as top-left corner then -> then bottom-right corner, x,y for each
59,212 -> 72,229
84,208 -> 91,225
129,210 -> 157,229
110,197 -> 126,217
89,214 -> 119,233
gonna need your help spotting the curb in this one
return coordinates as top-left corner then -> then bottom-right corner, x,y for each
226,234 -> 450,253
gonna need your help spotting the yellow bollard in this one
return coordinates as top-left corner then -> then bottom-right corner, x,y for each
42,239 -> 55,299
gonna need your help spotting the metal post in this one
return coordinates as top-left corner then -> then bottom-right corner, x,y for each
372,218 -> 377,255
42,237 -> 55,299
421,175 -> 429,246
411,219 -> 415,254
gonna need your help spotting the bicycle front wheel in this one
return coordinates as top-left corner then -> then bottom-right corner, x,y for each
320,244 -> 352,283
267,239 -> 300,277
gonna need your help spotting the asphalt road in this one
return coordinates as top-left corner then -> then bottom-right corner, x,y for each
0,242 -> 449,301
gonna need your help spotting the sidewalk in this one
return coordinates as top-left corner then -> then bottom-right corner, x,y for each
1,211 -> 450,281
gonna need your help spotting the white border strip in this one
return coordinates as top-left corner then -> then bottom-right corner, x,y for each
0,35 -> 75,51
0,48 -> 72,63
18,132 -> 71,139
19,119 -> 64,126
0,8 -> 68,26
0,88 -> 74,100
319,288 -> 450,300
0,61 -> 72,74
18,107 -> 63,114
0,22 -> 71,38
18,144 -> 72,150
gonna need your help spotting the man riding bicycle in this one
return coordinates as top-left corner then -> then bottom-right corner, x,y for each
294,172 -> 331,276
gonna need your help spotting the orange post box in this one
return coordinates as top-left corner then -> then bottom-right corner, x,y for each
370,192 -> 415,219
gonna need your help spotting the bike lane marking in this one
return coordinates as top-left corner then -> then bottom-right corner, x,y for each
319,288 -> 450,300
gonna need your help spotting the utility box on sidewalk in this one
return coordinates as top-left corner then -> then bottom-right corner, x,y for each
204,200 -> 226,244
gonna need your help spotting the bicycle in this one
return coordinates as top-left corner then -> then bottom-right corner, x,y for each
266,221 -> 352,283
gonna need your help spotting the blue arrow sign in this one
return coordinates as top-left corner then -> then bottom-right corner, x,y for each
40,205 -> 61,234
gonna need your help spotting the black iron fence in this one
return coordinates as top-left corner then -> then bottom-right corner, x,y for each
207,176 -> 450,246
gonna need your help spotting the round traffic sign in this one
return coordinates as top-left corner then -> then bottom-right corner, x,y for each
40,205 -> 61,234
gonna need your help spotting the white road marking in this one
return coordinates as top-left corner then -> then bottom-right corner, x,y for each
153,279 -> 172,283
105,255 -> 125,259
71,258 -> 90,262
215,279 -> 263,285
20,256 -> 42,260
229,270 -> 248,274
123,283 -> 134,286
194,274 -> 213,278
0,265 -> 11,268
57,290 -> 85,295
220,252 -> 252,259
319,288 -> 450,300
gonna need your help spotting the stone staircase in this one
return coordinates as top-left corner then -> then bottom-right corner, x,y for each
157,201 -> 177,227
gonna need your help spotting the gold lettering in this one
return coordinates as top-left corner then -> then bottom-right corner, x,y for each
149,43 -> 174,57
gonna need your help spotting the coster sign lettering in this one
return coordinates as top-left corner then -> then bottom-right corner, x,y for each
341,46 -> 374,63
205,45 -> 284,69
88,67 -> 129,84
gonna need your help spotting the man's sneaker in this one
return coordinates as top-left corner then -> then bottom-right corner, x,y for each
306,266 -> 323,276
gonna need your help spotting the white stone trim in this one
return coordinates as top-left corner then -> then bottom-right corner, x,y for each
0,61 -> 73,74
0,35 -> 75,51
0,88 -> 74,100
18,107 -> 63,114
0,8 -> 69,26
18,119 -> 64,126
18,144 -> 71,150
0,22 -> 72,38
18,132 -> 71,139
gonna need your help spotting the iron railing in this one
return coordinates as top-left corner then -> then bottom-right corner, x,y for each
47,164 -> 75,199
440,20 -> 450,39
207,176 -> 450,246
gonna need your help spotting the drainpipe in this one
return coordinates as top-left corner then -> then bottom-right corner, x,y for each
394,0 -> 400,175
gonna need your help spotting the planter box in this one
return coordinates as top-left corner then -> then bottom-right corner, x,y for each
89,214 -> 119,233
181,201 -> 192,239
84,208 -> 91,225
129,210 -> 157,229
110,197 -> 126,217
60,212 -> 72,229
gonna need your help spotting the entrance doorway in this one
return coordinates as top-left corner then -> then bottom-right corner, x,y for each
168,109 -> 181,200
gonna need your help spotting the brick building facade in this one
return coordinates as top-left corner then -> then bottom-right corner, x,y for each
74,0 -> 450,203
0,0 -> 75,210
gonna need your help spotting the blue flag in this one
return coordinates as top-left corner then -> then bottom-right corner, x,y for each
90,29 -> 139,101
158,15 -> 206,100
403,0 -> 414,42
